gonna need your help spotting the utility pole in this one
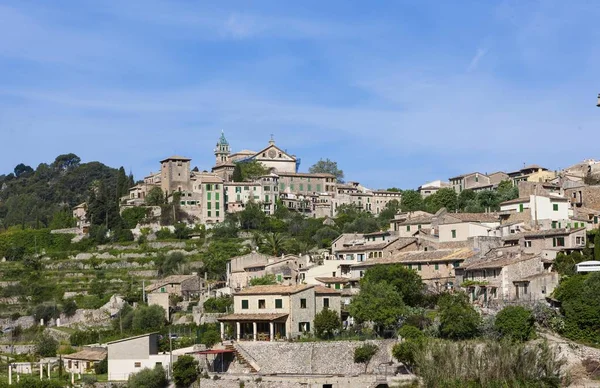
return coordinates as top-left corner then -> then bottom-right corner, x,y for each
169,328 -> 173,380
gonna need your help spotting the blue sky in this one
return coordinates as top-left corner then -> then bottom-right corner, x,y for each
1,0 -> 599,189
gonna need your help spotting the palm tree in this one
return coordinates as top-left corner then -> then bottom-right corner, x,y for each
263,232 -> 288,256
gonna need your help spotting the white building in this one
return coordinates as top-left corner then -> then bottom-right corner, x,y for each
107,333 -> 173,381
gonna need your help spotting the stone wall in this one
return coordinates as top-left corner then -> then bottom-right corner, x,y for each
235,339 -> 392,376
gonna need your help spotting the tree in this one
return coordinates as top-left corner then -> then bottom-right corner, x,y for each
476,190 -> 500,211
400,190 -> 423,212
53,153 -> 81,171
94,356 -> 108,374
309,158 -> 344,182
354,343 -> 378,372
203,296 -> 233,313
361,264 -> 426,307
261,232 -> 288,256
314,308 -> 341,339
62,299 -> 77,317
348,281 -> 405,331
249,274 -> 277,286
497,180 -> 518,202
424,188 -> 457,213
172,355 -> 199,387
173,222 -> 190,240
392,338 -> 424,372
121,207 -> 148,229
145,187 -> 165,206
554,273 -> 600,344
35,332 -> 58,357
14,163 -> 34,178
127,365 -> 168,388
232,163 -> 244,182
378,199 -> 401,227
48,209 -> 76,230
132,305 -> 166,331
155,252 -> 186,276
437,293 -> 480,340
458,189 -> 477,211
494,306 -> 535,342
239,202 -> 267,230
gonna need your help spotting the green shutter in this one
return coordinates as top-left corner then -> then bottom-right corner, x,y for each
242,300 -> 248,309
435,264 -> 439,270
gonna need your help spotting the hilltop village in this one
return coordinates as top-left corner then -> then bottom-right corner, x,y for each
1,133 -> 600,387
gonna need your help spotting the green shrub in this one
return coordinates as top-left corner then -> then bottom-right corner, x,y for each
398,325 -> 425,341
392,339 -> 424,372
494,306 -> 535,342
314,308 -> 341,339
437,293 -> 480,340
127,365 -> 168,388
94,356 -> 108,374
203,296 -> 232,313
172,355 -> 199,387
35,332 -> 58,357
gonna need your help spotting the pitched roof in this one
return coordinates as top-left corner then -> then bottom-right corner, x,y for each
463,252 -> 539,270
502,227 -> 586,241
276,172 -> 335,179
314,285 -> 342,295
449,172 -> 485,180
353,248 -> 477,267
500,197 -> 530,205
145,275 -> 198,292
394,215 -> 434,226
235,284 -> 313,295
441,213 -> 500,223
160,155 -> 191,163
63,348 -> 107,361
107,332 -> 159,345
314,277 -> 350,284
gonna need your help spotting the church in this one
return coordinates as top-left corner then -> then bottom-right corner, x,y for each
211,132 -> 300,182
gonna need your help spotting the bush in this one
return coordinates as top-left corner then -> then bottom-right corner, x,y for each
200,329 -> 221,348
62,298 -> 77,317
392,339 -> 424,372
398,325 -> 425,341
70,330 -> 100,346
203,296 -> 233,313
132,305 -> 166,331
35,332 -> 58,357
437,293 -> 480,340
412,340 -> 565,387
494,306 -> 535,342
94,356 -> 108,374
172,355 -> 199,387
314,308 -> 341,339
127,365 -> 168,388
354,343 -> 378,364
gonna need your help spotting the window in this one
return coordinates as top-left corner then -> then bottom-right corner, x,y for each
408,264 -> 413,270
216,211 -> 220,217
323,298 -> 329,308
524,240 -> 532,248
553,237 -> 565,247
207,202 -> 211,210
215,192 -> 220,200
300,298 -> 307,308
244,186 -> 249,191
519,204 -> 524,213
451,229 -> 457,239
207,192 -> 211,200
417,264 -> 422,271
551,221 -> 557,229
265,195 -> 270,202
406,225 -> 411,232
134,362 -> 141,368
316,184 -> 322,192
553,204 -> 559,211
453,262 -> 459,268
258,299 -> 266,309
299,322 -> 310,332
308,184 -> 312,191
275,299 -> 283,309
216,202 -> 220,210
299,184 -> 304,191
418,224 -> 422,230
434,263 -> 439,270
242,300 -> 249,309
335,283 -> 341,289
595,216 -> 598,224
276,274 -> 282,282
160,287 -> 166,293
206,184 -> 212,191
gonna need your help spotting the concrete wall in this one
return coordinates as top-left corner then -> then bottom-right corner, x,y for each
439,222 -> 493,242
108,354 -> 172,381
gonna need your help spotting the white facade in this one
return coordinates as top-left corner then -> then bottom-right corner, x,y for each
107,333 -> 175,381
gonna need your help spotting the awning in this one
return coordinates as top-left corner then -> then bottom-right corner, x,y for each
194,349 -> 235,355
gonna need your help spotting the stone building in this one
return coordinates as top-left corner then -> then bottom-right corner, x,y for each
449,172 -> 490,193
145,274 -> 203,319
459,247 -> 555,304
502,227 -> 587,261
218,284 -> 341,341
226,252 -> 307,291
418,180 -> 450,198
350,248 -> 477,291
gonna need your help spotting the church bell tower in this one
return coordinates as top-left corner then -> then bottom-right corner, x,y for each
214,131 -> 230,165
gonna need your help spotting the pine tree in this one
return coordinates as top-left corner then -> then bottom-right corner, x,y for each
232,164 -> 243,182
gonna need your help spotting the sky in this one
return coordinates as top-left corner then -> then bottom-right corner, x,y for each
1,0 -> 599,189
